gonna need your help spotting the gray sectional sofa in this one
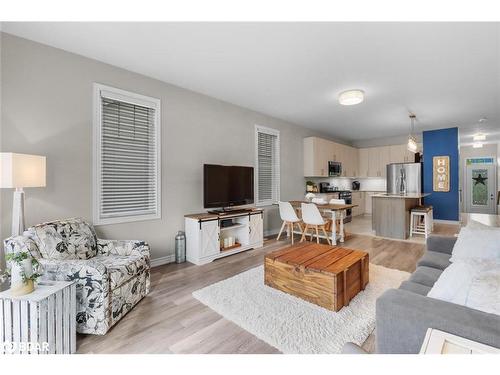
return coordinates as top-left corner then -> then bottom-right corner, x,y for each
375,235 -> 500,354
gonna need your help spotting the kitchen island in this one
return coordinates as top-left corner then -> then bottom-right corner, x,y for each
372,193 -> 430,239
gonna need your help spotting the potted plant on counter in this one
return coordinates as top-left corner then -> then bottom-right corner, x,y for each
306,180 -> 315,192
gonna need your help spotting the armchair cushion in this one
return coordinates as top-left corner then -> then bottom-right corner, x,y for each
27,218 -> 98,260
94,254 -> 149,290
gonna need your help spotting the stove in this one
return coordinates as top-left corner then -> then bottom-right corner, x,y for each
338,191 -> 352,223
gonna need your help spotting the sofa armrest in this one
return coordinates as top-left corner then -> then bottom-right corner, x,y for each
97,239 -> 150,259
426,235 -> 457,255
376,288 -> 500,353
38,258 -> 111,334
4,235 -> 42,259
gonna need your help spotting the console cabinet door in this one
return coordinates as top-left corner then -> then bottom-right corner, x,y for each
249,213 -> 263,245
200,220 -> 220,257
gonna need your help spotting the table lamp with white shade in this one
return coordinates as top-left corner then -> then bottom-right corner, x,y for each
0,153 -> 46,236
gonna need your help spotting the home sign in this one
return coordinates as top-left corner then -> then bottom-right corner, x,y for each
433,156 -> 450,192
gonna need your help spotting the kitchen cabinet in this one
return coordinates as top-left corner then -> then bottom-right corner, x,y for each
344,146 -> 358,177
303,137 -> 358,178
359,144 -> 415,178
358,148 -> 369,177
304,137 -> 329,177
351,191 -> 365,216
305,137 -> 421,178
368,147 -> 380,177
389,144 -> 421,163
364,191 -> 377,214
378,146 -> 391,177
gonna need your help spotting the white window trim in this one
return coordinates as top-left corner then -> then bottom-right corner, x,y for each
92,83 -> 162,225
255,125 -> 280,207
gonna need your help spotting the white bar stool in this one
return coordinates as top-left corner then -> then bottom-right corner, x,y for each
300,203 -> 331,245
277,201 -> 304,245
410,205 -> 434,238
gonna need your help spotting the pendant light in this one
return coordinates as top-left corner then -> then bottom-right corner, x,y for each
407,113 -> 418,153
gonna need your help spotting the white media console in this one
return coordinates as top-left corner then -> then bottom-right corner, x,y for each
184,209 -> 264,265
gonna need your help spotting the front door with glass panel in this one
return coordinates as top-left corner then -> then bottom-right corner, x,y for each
464,158 -> 497,214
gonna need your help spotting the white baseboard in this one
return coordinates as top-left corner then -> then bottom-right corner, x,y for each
264,229 -> 279,238
150,254 -> 176,268
434,219 -> 460,225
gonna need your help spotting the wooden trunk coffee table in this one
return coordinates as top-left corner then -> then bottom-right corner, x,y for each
264,243 -> 369,311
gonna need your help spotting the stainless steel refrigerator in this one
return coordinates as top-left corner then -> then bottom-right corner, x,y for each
386,163 -> 422,194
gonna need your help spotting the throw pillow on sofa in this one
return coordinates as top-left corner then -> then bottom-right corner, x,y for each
428,259 -> 500,316
449,226 -> 500,263
467,266 -> 500,316
427,260 -> 485,305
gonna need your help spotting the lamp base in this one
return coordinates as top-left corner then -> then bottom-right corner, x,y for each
12,187 -> 25,237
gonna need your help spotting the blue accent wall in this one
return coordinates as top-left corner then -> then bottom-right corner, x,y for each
423,127 -> 460,221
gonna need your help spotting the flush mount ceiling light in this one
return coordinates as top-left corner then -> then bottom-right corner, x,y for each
338,89 -> 364,106
473,133 -> 486,141
407,113 -> 418,153
473,142 -> 484,149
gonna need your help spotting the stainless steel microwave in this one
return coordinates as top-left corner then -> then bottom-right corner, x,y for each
328,161 -> 342,177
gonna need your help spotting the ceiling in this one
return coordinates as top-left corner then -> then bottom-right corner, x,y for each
2,22 -> 500,144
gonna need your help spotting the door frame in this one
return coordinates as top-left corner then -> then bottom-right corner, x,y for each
463,157 -> 497,214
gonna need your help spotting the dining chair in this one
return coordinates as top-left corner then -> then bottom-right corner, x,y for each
300,203 -> 331,245
277,201 -> 304,245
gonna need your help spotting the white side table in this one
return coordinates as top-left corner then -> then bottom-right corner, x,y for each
420,328 -> 500,354
0,280 -> 76,354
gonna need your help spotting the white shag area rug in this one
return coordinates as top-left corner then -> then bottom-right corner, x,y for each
193,264 -> 409,354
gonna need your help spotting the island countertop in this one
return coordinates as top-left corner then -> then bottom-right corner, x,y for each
372,193 -> 430,199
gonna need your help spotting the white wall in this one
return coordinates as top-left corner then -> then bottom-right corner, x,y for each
0,33 -> 339,262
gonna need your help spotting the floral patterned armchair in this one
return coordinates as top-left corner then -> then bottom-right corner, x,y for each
4,218 -> 150,335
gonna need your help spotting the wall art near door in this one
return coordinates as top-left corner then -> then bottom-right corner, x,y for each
464,157 -> 497,214
433,156 -> 450,192
472,168 -> 488,206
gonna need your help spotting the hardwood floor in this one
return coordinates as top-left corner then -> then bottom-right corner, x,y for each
77,223 -> 458,354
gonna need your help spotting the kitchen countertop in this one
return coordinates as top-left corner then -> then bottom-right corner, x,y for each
372,193 -> 430,199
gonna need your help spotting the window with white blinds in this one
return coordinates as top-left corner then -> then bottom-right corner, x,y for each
93,84 -> 161,225
255,125 -> 280,205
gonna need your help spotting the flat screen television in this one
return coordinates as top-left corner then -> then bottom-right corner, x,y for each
203,164 -> 254,209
